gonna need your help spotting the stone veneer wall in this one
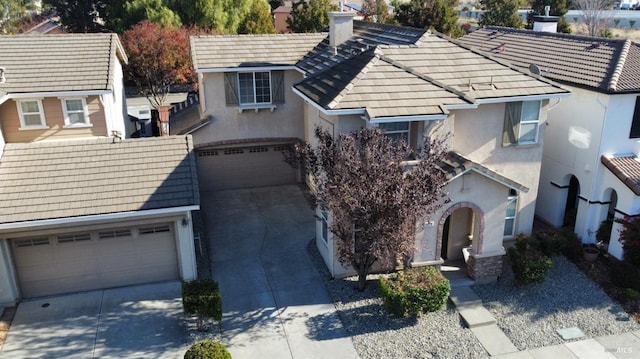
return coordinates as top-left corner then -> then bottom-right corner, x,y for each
467,253 -> 503,284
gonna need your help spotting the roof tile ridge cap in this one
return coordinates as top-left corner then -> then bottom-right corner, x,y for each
608,39 -> 632,92
378,51 -> 475,104
329,49 -> 380,109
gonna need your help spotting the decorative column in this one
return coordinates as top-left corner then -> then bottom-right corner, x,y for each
157,105 -> 173,136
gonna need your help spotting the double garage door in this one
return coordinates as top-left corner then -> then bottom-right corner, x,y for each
197,144 -> 298,192
12,224 -> 179,298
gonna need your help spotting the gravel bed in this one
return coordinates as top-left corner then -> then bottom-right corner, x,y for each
308,241 -> 488,359
473,255 -> 640,350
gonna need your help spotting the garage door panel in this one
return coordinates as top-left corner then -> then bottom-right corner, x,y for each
13,224 -> 179,298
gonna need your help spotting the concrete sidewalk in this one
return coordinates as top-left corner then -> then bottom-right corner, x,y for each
203,186 -> 358,359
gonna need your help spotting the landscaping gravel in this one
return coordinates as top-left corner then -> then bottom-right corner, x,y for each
473,255 -> 640,351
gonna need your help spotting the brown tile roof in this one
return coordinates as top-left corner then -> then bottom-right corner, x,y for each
0,136 -> 199,224
190,33 -> 327,69
0,33 -> 127,96
458,26 -> 640,93
601,155 -> 640,195
295,32 -> 568,119
441,151 -> 529,192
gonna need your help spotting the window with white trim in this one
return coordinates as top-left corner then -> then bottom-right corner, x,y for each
379,122 -> 410,142
320,207 -> 329,244
504,189 -> 518,236
223,70 -> 284,107
61,98 -> 90,126
503,100 -> 541,145
239,72 -> 271,104
17,99 -> 46,128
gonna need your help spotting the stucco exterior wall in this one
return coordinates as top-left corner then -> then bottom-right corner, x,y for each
193,70 -> 306,147
0,96 -> 108,143
103,58 -> 129,139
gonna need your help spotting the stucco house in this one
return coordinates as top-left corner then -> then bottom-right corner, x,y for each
190,13 -> 569,282
459,25 -> 640,261
0,34 -> 199,304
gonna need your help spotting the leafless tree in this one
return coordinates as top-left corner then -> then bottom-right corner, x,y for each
575,0 -> 613,37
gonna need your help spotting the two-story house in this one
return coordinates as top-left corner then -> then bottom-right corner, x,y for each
190,13 -> 570,283
0,34 -> 199,304
459,25 -> 640,261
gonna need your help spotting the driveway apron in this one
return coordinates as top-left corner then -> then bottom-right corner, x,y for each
205,185 -> 358,359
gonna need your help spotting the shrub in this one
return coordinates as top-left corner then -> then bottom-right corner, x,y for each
596,218 -> 613,246
623,288 -> 640,300
183,278 -> 223,331
560,228 -> 582,261
616,215 -> 640,266
508,245 -> 553,284
535,230 -> 566,256
184,340 -> 231,359
610,260 -> 640,291
379,266 -> 450,317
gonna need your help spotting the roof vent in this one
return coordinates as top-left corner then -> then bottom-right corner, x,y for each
529,64 -> 541,75
544,5 -> 550,17
0,67 -> 5,84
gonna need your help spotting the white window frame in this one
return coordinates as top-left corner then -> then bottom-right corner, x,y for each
379,122 -> 410,143
504,189 -> 518,237
320,207 -> 329,245
60,97 -> 90,127
238,71 -> 272,105
16,99 -> 47,129
517,100 -> 541,145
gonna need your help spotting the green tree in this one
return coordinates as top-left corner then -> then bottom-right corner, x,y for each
44,0 -> 107,32
238,0 -> 276,34
121,21 -> 194,108
168,0 -> 252,34
0,0 -> 32,34
182,279 -> 222,331
291,127 -> 448,291
393,0 -> 463,37
478,0 -> 523,28
106,0 -> 181,33
287,0 -> 337,33
527,0 -> 571,33
361,0 -> 391,23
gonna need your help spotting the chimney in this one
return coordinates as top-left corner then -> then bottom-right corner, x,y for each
328,9 -> 355,50
532,5 -> 559,33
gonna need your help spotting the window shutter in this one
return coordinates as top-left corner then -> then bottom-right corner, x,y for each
272,70 -> 285,104
224,72 -> 239,106
503,102 -> 522,146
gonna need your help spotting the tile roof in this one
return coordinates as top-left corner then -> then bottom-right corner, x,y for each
458,26 -> 640,93
0,136 -> 199,224
601,155 -> 640,195
0,33 -> 127,95
440,151 -> 529,192
190,33 -> 328,69
295,31 -> 568,119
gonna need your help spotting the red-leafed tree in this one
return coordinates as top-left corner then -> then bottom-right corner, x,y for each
292,127 -> 449,291
121,21 -> 195,108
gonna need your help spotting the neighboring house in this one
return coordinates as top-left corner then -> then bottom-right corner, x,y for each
459,24 -> 640,261
0,34 -> 199,305
190,13 -> 569,282
273,5 -> 292,33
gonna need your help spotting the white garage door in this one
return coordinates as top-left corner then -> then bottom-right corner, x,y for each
12,224 -> 179,298
197,144 -> 298,192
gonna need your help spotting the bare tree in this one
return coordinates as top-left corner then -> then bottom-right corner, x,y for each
575,0 -> 613,37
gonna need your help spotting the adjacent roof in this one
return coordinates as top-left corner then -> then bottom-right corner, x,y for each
190,33 -> 327,69
441,152 -> 529,192
0,136 -> 200,224
0,33 -> 127,96
601,155 -> 640,195
458,26 -> 640,93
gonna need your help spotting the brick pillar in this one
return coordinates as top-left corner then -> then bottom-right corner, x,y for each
466,253 -> 504,284
157,105 -> 172,136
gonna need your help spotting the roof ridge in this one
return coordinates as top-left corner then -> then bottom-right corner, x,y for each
609,39 -> 632,91
191,32 -> 328,39
482,25 -> 627,44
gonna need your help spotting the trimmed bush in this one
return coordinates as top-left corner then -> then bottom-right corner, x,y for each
560,228 -> 583,261
379,266 -> 450,317
184,340 -> 231,359
182,278 -> 222,331
535,230 -> 566,256
508,246 -> 553,284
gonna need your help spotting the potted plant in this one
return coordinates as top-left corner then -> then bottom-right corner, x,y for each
583,244 -> 599,262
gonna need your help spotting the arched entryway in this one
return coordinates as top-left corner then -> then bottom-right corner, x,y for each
563,175 -> 580,229
437,202 -> 484,260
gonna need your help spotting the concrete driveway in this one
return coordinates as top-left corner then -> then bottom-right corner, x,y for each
1,281 -> 188,358
203,185 -> 358,359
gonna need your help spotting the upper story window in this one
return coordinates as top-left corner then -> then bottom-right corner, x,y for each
503,189 -> 518,237
61,98 -> 90,126
224,70 -> 285,109
379,122 -> 410,142
17,99 -> 46,129
629,97 -> 640,138
502,100 -> 541,146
